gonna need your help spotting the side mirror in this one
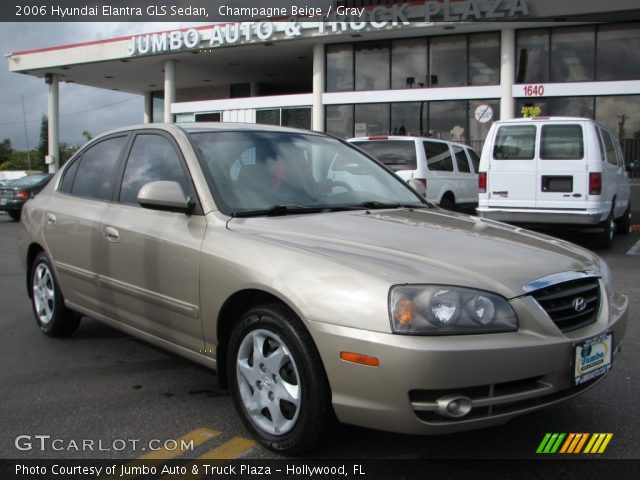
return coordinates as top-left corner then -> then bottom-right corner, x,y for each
407,179 -> 426,197
137,181 -> 193,214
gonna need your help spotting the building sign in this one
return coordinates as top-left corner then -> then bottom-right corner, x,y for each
127,1 -> 530,56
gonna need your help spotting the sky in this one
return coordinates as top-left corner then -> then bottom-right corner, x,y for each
0,22 -> 208,151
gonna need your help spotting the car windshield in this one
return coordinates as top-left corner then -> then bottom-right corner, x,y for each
189,130 -> 425,216
10,174 -> 50,188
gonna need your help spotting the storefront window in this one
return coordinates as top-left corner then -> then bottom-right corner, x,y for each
282,108 -> 311,130
326,44 -> 353,92
391,39 -> 428,89
326,105 -> 354,139
596,23 -> 640,81
469,33 -> 500,85
429,35 -> 467,87
469,100 -> 499,150
391,103 -> 427,136
550,27 -> 595,82
595,95 -> 640,139
355,104 -> 390,137
256,109 -> 280,126
355,42 -> 390,91
428,101 -> 467,142
516,97 -> 594,119
516,30 -> 549,84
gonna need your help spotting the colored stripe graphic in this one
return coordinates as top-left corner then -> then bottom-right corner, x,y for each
537,433 -> 613,454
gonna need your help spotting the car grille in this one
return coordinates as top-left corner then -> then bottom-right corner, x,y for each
530,278 -> 601,332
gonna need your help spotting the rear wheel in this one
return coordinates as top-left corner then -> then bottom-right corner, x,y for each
595,209 -> 615,249
616,202 -> 631,236
439,194 -> 455,211
30,252 -> 81,337
227,304 -> 332,454
8,210 -> 20,221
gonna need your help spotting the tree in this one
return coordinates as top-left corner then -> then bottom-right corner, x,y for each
37,115 -> 48,171
0,139 -> 12,164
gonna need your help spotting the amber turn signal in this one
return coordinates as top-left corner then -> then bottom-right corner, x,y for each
340,352 -> 380,367
394,298 -> 416,326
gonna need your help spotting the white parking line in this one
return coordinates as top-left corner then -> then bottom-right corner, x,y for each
626,238 -> 640,255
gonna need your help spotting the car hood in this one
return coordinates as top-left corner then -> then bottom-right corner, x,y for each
226,208 -> 601,299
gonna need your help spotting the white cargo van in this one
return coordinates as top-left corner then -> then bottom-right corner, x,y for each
348,136 -> 479,211
476,117 -> 631,247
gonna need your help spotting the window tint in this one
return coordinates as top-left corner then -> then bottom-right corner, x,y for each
59,157 -> 80,193
467,149 -> 480,172
353,140 -> 417,171
453,146 -> 471,172
493,126 -> 536,160
119,134 -> 191,206
71,136 -> 126,200
424,142 -> 453,171
540,125 -> 584,160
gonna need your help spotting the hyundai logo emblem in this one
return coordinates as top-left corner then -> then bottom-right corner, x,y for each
573,297 -> 587,312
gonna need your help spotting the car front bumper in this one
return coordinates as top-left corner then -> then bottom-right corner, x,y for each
308,289 -> 628,435
475,207 -> 604,226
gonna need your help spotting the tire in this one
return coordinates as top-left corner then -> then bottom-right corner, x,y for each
227,303 -> 332,454
616,202 -> 631,236
30,252 -> 81,337
595,209 -> 615,249
439,194 -> 455,211
8,210 -> 20,221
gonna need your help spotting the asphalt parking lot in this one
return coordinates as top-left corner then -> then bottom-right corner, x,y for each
0,196 -> 638,464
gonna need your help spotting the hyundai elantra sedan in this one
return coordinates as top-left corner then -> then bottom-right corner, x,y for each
19,123 -> 628,454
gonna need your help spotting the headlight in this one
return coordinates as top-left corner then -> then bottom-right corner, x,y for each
389,285 -> 518,335
599,260 -> 615,298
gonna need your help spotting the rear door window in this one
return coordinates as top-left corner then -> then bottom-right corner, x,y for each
540,124 -> 584,160
453,146 -> 471,172
351,140 -> 417,171
493,125 -> 536,160
71,136 -> 127,201
424,141 -> 453,171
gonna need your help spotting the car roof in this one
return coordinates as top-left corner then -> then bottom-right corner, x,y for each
348,136 -> 471,147
88,122 -> 323,141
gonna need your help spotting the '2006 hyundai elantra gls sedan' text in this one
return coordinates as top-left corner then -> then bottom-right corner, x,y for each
20,123 -> 628,454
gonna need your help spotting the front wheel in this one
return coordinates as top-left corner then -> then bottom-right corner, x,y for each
30,252 -> 81,337
227,304 -> 332,454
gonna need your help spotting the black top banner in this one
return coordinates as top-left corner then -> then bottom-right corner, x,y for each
4,0 -> 640,23
6,1 -> 360,22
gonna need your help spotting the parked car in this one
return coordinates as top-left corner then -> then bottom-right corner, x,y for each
476,117 -> 631,248
348,136 -> 480,211
0,173 -> 53,221
20,123 -> 627,454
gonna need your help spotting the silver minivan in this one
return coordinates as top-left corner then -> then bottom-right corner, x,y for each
476,117 -> 631,247
348,136 -> 480,211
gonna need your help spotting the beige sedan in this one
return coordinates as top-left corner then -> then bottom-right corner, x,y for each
20,123 -> 628,454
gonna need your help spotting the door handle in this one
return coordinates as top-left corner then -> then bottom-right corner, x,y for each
46,213 -> 56,226
104,226 -> 120,243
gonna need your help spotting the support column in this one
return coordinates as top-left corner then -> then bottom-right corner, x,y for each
164,59 -> 176,124
500,28 -> 515,120
144,91 -> 153,123
312,44 -> 325,132
46,74 -> 59,173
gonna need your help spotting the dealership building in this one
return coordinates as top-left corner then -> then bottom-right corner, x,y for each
6,0 -> 640,170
